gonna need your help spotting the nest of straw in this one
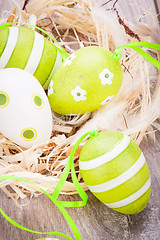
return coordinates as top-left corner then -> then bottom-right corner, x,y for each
0,0 -> 160,204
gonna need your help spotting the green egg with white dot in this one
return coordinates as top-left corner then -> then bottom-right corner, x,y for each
48,46 -> 123,114
79,131 -> 151,214
0,68 -> 52,148
0,26 -> 62,89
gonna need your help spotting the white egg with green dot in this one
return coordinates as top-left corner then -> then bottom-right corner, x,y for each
48,46 -> 123,114
0,68 -> 52,148
0,26 -> 62,90
79,131 -> 151,214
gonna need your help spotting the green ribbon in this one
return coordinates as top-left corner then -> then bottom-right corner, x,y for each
52,130 -> 99,207
113,41 -> 160,69
0,130 -> 99,240
0,22 -> 69,60
0,175 -> 75,240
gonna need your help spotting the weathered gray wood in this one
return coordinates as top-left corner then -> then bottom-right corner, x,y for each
0,0 -> 24,18
99,0 -> 158,24
128,136 -> 160,240
0,189 -> 130,240
0,1 -> 160,240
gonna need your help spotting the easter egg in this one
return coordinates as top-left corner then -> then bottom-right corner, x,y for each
79,131 -> 151,214
0,26 -> 62,89
48,46 -> 123,114
0,68 -> 52,148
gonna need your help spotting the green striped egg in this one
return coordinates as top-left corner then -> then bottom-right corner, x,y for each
79,131 -> 151,214
0,26 -> 62,89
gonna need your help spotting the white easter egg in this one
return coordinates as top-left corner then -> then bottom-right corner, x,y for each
0,68 -> 52,148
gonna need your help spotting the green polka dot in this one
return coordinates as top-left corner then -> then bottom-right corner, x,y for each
0,91 -> 9,108
32,94 -> 44,110
21,128 -> 37,142
0,93 -> 7,106
105,73 -> 109,78
34,95 -> 42,107
23,129 -> 35,139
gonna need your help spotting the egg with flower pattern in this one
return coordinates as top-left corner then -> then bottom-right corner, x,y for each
48,46 -> 123,114
0,68 -> 52,148
79,131 -> 151,214
0,26 -> 62,89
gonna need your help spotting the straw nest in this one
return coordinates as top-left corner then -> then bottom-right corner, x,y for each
0,0 -> 160,206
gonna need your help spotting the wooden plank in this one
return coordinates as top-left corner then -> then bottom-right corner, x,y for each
128,135 -> 160,240
0,189 -> 130,239
154,0 -> 160,23
0,0 -> 24,18
99,0 -> 158,24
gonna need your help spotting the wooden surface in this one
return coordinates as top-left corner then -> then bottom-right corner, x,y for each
0,0 -> 160,240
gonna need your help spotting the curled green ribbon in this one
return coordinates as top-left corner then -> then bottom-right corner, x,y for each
113,41 -> 160,69
0,22 -> 69,60
52,129 -> 99,207
0,175 -> 76,240
0,130 -> 99,240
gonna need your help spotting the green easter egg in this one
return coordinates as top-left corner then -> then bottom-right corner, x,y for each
48,46 -> 123,114
0,27 -> 62,89
79,131 -> 151,214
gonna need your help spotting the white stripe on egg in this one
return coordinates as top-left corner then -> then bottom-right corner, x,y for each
87,152 -> 146,193
0,27 -> 19,69
25,31 -> 44,74
79,134 -> 130,170
43,49 -> 62,89
104,177 -> 151,208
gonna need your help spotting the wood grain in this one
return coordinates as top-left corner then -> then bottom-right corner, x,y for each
99,0 -> 158,24
0,0 -> 24,18
0,1 -> 160,240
